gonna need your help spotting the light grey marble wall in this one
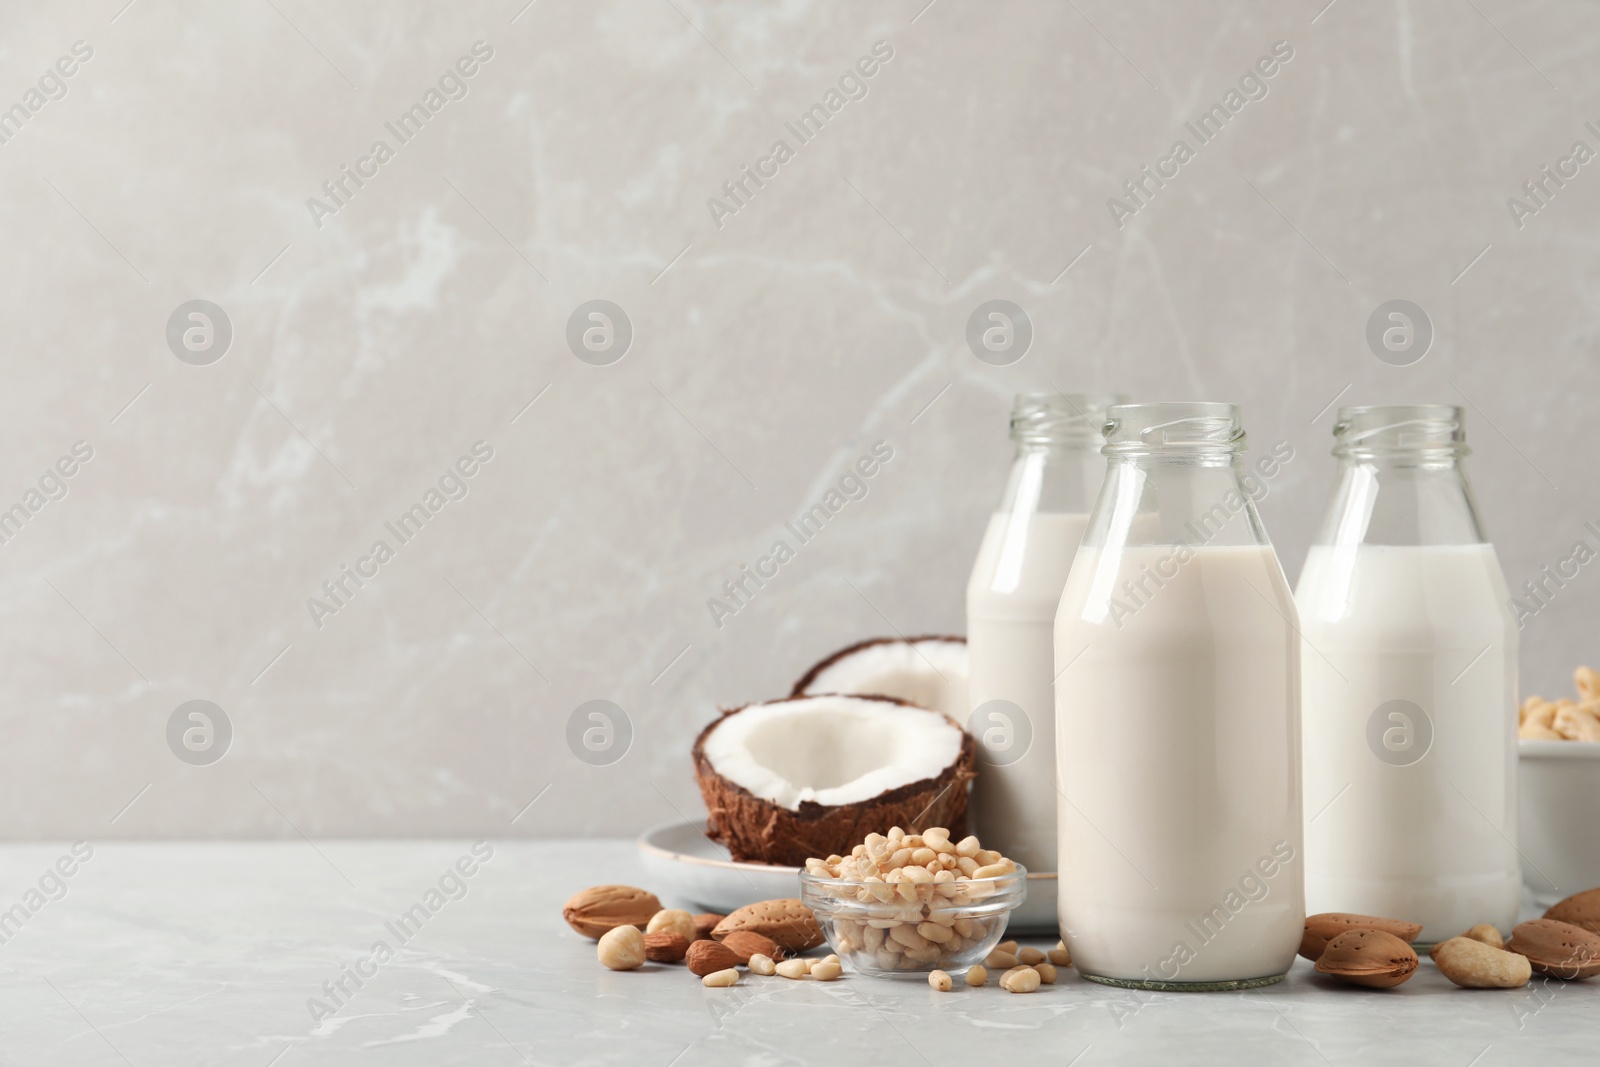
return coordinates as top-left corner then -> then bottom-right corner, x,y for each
0,0 -> 1595,838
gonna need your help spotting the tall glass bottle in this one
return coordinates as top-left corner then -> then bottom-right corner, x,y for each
1055,402 -> 1304,990
967,392 -> 1122,878
1298,405 -> 1519,941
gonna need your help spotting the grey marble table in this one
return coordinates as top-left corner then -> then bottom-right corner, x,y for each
1,840 -> 1594,1066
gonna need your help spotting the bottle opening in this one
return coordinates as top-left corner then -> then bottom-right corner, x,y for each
1333,405 -> 1465,458
1103,402 -> 1245,455
1009,391 -> 1125,446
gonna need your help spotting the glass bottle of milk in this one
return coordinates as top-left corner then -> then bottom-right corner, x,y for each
1055,402 -> 1304,990
1298,405 -> 1519,942
967,391 -> 1122,879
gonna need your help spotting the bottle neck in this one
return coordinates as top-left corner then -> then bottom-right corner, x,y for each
1313,458 -> 1487,547
1081,453 -> 1272,550
995,439 -> 1106,517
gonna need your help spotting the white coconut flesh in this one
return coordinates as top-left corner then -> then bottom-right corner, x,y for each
799,639 -> 968,718
702,696 -> 964,811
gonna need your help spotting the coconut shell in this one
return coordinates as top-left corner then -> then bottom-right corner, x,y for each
692,695 -> 977,867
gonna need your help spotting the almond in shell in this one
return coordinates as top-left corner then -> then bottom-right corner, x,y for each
562,885 -> 662,940
1508,919 -> 1600,980
1544,888 -> 1600,936
1313,929 -> 1419,988
1299,912 -> 1423,962
713,899 -> 824,953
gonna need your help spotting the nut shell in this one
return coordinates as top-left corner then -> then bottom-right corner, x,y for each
1544,888 -> 1600,936
686,940 -> 742,977
1313,929 -> 1419,988
1508,919 -> 1600,979
1299,913 -> 1423,962
642,932 -> 690,963
713,899 -> 824,952
562,885 -> 662,940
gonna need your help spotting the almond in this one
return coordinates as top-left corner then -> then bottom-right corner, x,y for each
720,930 -> 785,963
1299,912 -> 1423,962
562,885 -> 662,940
1432,936 -> 1530,988
643,932 -> 690,963
1508,919 -> 1600,979
713,899 -> 824,952
686,939 -> 741,977
1313,929 -> 1419,988
692,912 -> 725,941
1544,887 -> 1600,936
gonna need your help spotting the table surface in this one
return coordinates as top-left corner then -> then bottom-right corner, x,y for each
2,839 -> 1595,1066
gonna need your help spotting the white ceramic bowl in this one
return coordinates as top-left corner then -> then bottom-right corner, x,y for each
1519,739 -> 1600,906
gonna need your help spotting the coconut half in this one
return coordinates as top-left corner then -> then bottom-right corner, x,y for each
692,694 -> 976,866
792,635 -> 969,719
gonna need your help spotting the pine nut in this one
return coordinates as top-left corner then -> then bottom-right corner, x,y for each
702,967 -> 740,987
775,958 -> 809,979
1048,942 -> 1072,966
997,940 -> 1019,954
1018,947 -> 1045,966
749,953 -> 777,976
811,959 -> 843,981
1000,966 -> 1041,993
890,924 -> 931,950
928,969 -> 953,991
1034,961 -> 1058,984
918,922 -> 954,943
965,964 -> 988,987
985,950 -> 1018,970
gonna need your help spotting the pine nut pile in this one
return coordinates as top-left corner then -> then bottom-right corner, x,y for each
804,826 -> 1021,972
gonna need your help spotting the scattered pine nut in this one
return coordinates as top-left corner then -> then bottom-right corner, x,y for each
701,967 -> 740,988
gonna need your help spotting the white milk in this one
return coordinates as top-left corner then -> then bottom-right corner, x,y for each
1055,543 -> 1304,986
967,511 -> 1089,874
1297,543 -> 1520,939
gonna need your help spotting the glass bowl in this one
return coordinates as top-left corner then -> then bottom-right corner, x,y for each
799,864 -> 1027,978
